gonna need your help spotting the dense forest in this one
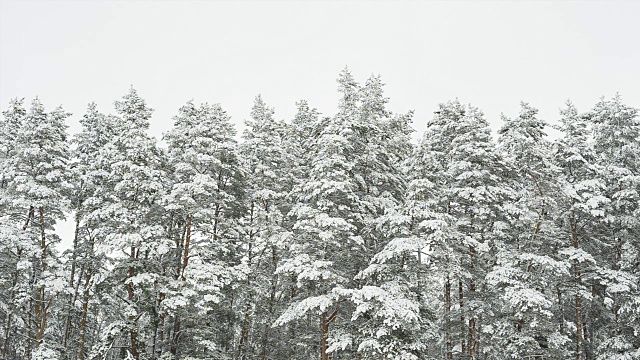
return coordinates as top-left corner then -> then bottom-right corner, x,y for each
0,69 -> 639,360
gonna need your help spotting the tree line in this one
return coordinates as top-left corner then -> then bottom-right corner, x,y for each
1,69 -> 639,360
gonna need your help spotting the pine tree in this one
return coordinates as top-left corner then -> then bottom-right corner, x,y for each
413,100 -> 514,359
1,98 -> 71,359
63,103 -> 120,359
276,69 -> 367,360
232,95 -> 292,359
588,95 -> 640,359
271,99 -> 323,359
161,99 -> 242,358
342,76 -> 421,359
277,70 -> 417,359
0,98 -> 28,360
488,102 -> 567,358
88,88 -> 166,360
553,101 -> 609,360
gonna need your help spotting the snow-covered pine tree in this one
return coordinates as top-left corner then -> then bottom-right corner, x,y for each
587,95 -> 640,359
0,99 -> 26,193
275,69 -> 368,360
0,98 -> 71,359
62,103 -> 119,359
271,99 -> 324,359
553,101 -> 609,360
87,88 -> 166,360
161,99 -> 242,358
414,100 -> 513,359
340,75 -> 422,360
277,70 -> 417,360
232,95 -> 293,359
0,98 -> 28,359
487,102 -> 567,358
287,99 -> 321,191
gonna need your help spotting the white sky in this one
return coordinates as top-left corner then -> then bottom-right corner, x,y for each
2,0 -> 639,141
2,0 -> 640,248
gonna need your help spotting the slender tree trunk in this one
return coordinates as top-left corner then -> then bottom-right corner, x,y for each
224,292 -> 235,353
459,279 -> 466,354
239,203 -> 255,359
444,276 -> 452,360
571,215 -> 585,360
170,214 -> 192,358
320,312 -> 330,360
238,310 -> 251,360
320,304 -> 339,360
468,280 -> 477,359
468,246 -> 478,359
260,246 -> 278,360
63,215 -> 82,351
155,291 -> 165,359
77,269 -> 92,360
25,296 -> 33,359
127,246 -> 139,359
575,294 -> 584,360
34,207 -> 48,348
288,274 -> 298,357
181,215 -> 192,281
170,317 -> 180,357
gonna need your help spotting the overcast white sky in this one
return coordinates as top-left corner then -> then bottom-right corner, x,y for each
2,0 -> 639,142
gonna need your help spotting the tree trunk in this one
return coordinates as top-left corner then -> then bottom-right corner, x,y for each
181,215 -> 192,281
170,215 -> 192,358
260,246 -> 278,360
571,215 -> 584,360
77,269 -> 92,360
459,279 -> 466,354
320,304 -> 339,360
155,292 -> 165,359
35,207 -> 48,348
468,246 -> 478,359
127,246 -> 139,359
239,204 -> 255,359
575,294 -> 584,360
239,313 -> 251,360
320,311 -> 330,360
468,280 -> 477,359
170,317 -> 180,357
444,276 -> 452,360
25,297 -> 33,359
63,215 -> 82,351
